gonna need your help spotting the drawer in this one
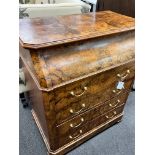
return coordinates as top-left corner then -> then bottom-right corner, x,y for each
57,105 -> 124,148
56,93 -> 128,136
56,78 -> 133,124
54,61 -> 134,113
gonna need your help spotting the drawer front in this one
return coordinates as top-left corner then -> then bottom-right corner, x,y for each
56,77 -> 133,124
57,105 -> 124,148
54,61 -> 134,112
56,93 -> 128,136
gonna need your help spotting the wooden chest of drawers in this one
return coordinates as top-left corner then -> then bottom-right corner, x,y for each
19,11 -> 135,155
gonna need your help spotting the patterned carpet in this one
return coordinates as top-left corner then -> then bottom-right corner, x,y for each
19,92 -> 135,155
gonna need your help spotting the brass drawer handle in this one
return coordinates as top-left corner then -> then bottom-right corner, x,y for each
70,103 -> 86,114
112,89 -> 122,95
70,86 -> 87,97
109,100 -> 120,108
117,70 -> 130,81
105,111 -> 117,119
69,130 -> 83,139
70,118 -> 84,128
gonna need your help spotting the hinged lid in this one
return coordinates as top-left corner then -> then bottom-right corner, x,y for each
19,11 -> 135,49
19,11 -> 135,91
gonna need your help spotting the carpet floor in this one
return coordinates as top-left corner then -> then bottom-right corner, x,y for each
19,92 -> 135,155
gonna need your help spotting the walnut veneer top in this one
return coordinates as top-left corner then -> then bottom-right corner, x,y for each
19,11 -> 135,49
